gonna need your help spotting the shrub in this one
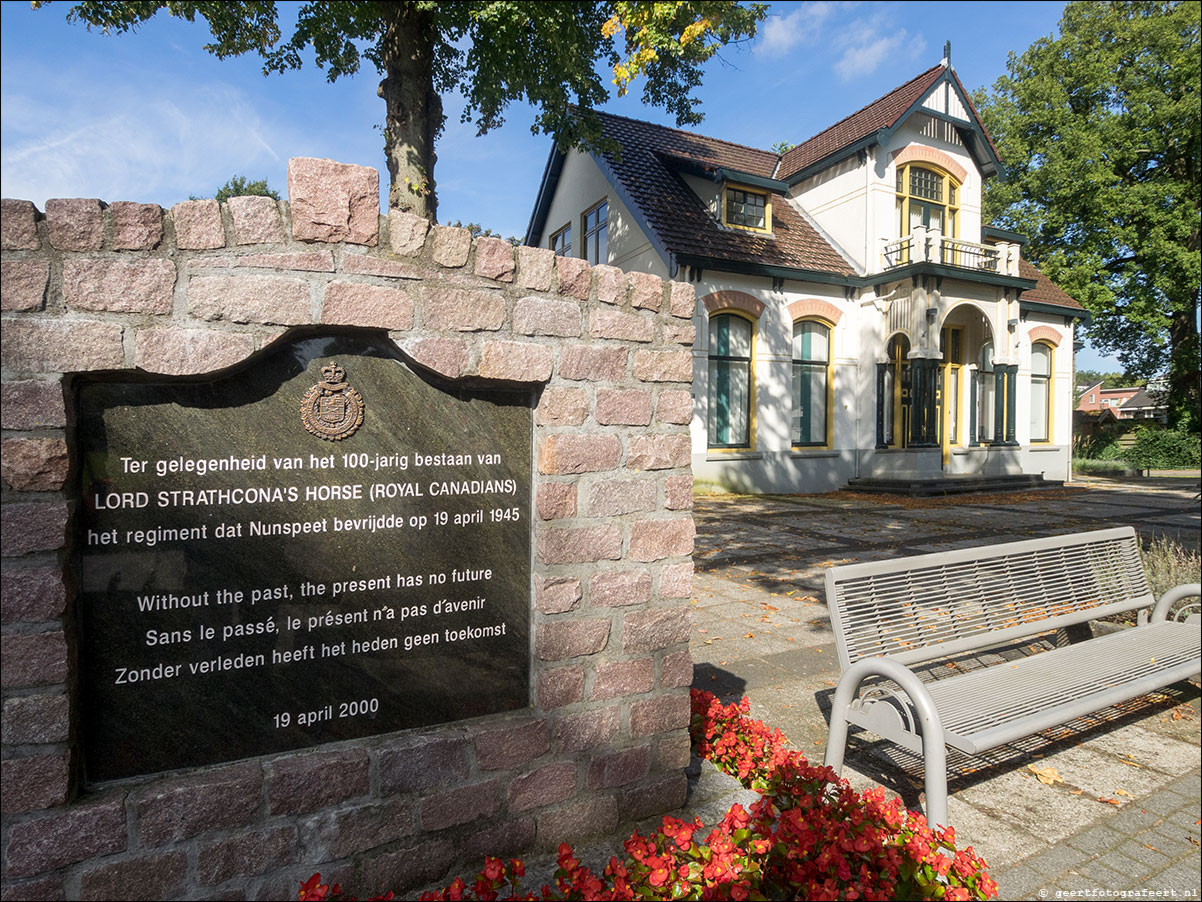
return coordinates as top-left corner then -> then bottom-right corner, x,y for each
303,691 -> 998,901
1125,428 -> 1201,470
1079,432 -> 1123,460
1141,535 -> 1202,605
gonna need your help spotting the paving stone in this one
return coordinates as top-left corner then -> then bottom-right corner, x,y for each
992,863 -> 1043,900
1066,824 -> 1126,856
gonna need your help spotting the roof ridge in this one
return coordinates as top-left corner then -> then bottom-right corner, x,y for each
779,63 -> 945,174
589,107 -> 780,164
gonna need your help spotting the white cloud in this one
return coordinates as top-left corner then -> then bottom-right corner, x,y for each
1,73 -> 296,208
833,26 -> 927,81
755,2 -> 837,56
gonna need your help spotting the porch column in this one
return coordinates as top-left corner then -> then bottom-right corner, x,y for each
875,363 -> 887,448
1004,365 -> 1018,444
992,368 -> 1006,444
969,370 -> 978,445
909,358 -> 939,447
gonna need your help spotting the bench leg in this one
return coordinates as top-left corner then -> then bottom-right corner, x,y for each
823,701 -> 851,775
921,738 -> 949,831
824,672 -> 863,775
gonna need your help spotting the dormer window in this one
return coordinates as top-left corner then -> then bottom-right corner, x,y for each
724,186 -> 770,233
896,164 -> 959,238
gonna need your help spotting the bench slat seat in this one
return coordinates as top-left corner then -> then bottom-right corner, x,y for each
917,620 -> 1200,754
823,526 -> 1202,830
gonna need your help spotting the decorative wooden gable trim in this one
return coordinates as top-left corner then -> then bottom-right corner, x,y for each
701,290 -> 766,318
891,145 -> 968,184
1027,325 -> 1062,347
786,298 -> 843,325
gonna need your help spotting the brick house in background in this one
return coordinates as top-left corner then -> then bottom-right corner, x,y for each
526,53 -> 1088,492
1076,383 -> 1167,422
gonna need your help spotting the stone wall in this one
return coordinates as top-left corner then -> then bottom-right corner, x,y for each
0,157 -> 696,900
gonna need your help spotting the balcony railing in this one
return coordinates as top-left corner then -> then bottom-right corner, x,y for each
880,229 -> 1017,276
941,238 -> 999,271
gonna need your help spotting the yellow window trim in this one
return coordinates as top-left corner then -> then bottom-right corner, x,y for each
707,308 -> 758,452
1030,340 -> 1055,444
792,316 -> 836,451
722,183 -> 773,235
895,163 -> 960,239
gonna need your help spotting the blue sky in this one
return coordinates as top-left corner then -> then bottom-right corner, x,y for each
0,0 -> 1123,371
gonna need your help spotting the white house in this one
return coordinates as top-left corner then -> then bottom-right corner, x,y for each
525,56 -> 1087,493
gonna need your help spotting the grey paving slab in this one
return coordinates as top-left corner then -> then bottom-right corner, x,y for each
687,485 -> 1201,900
429,484 -> 1200,899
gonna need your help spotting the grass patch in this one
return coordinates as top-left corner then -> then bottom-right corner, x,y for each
1072,457 -> 1135,475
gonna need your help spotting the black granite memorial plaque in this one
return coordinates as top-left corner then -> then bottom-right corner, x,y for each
74,333 -> 532,781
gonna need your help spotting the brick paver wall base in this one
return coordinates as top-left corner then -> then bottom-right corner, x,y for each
0,157 -> 696,900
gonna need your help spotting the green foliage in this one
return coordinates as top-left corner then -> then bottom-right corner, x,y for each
1140,535 -> 1201,605
769,140 -> 795,154
1077,431 -> 1125,461
39,1 -> 766,217
189,175 -> 279,203
1125,427 -> 1201,470
1072,457 -> 1131,474
974,2 -> 1201,428
445,220 -> 519,245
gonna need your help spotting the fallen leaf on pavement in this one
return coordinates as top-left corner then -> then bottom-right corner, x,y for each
1098,797 -> 1122,806
1028,764 -> 1063,786
1115,789 -> 1133,797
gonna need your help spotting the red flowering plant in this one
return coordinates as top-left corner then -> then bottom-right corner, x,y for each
303,689 -> 997,901
689,689 -> 998,901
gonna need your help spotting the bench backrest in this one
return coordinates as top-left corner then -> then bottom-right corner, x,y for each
826,527 -> 1152,671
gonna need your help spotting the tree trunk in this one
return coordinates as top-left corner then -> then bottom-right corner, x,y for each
377,3 -> 442,220
1167,287 -> 1201,431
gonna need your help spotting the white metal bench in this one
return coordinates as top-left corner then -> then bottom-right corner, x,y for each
822,527 -> 1201,828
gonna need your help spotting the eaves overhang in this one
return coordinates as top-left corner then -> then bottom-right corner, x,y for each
524,146 -> 566,247
982,226 -> 1028,246
713,168 -> 789,193
658,155 -> 789,193
867,261 -> 1037,292
674,253 -> 857,288
1020,300 -> 1092,325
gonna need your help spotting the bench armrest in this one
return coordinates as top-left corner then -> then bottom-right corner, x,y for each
1151,583 -> 1202,623
825,656 -> 950,828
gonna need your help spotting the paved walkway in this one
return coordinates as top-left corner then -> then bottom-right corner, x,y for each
454,480 -> 1201,899
685,480 -> 1200,901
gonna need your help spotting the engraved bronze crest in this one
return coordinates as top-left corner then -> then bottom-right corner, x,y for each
300,362 -> 364,441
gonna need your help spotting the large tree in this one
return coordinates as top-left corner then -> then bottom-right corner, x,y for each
37,1 -> 764,220
974,1 -> 1200,429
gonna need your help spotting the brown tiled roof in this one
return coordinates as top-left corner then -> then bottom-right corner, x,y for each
593,110 -> 855,276
1018,258 -> 1083,310
778,65 -> 944,179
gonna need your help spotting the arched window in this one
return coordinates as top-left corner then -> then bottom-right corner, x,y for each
896,164 -> 960,238
1029,342 -> 1053,443
708,313 -> 753,448
792,320 -> 831,446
